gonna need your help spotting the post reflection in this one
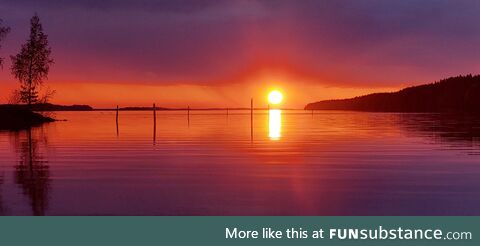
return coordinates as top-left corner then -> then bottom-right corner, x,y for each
268,109 -> 282,140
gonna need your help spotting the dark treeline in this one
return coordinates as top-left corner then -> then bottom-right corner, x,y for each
305,75 -> 480,113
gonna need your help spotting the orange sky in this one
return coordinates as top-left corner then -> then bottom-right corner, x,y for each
0,73 -> 403,109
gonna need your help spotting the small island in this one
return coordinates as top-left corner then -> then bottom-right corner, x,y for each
0,104 -> 93,130
0,108 -> 54,130
305,75 -> 480,113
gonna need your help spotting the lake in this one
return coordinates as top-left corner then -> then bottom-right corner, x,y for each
1,110 -> 480,215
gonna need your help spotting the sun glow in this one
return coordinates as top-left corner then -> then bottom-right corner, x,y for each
268,90 -> 283,105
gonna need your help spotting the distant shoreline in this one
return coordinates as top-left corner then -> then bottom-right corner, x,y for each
0,104 -> 298,112
94,107 -> 297,111
305,74 -> 480,113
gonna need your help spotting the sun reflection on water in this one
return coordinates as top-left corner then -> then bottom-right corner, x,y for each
269,109 -> 281,140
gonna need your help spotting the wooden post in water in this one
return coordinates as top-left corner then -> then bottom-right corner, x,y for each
187,106 -> 190,126
153,103 -> 156,143
116,105 -> 119,136
267,104 -> 270,121
250,99 -> 254,141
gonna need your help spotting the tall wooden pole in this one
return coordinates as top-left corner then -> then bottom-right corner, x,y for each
268,104 -> 270,122
250,98 -> 253,142
116,105 -> 119,136
153,103 -> 156,144
187,106 -> 190,126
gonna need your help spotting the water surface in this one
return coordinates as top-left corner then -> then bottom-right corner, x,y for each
1,110 -> 479,215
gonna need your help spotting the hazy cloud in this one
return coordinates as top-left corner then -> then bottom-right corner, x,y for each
0,0 -> 479,86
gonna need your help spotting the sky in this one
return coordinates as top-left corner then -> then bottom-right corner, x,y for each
0,0 -> 479,108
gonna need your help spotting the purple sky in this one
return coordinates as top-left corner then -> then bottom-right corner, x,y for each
0,0 -> 479,106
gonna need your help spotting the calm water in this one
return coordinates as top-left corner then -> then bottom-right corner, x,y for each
1,110 -> 480,215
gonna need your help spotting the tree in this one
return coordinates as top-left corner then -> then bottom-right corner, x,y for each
0,18 -> 10,68
11,14 -> 54,106
38,86 -> 56,104
7,90 -> 22,104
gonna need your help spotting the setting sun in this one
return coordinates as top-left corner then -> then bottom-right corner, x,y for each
268,90 -> 283,105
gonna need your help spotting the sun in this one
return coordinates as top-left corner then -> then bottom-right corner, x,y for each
268,90 -> 283,105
